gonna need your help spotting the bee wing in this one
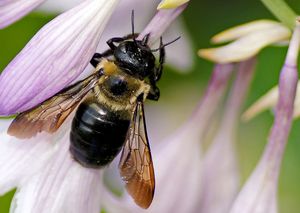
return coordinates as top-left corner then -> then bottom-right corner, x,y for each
8,71 -> 104,139
119,101 -> 155,209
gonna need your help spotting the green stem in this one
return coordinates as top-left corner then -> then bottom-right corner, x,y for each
261,0 -> 297,29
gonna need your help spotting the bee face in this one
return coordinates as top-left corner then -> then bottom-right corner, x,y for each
114,40 -> 156,80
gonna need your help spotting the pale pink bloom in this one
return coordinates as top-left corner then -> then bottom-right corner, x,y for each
10,132 -> 104,213
230,21 -> 300,213
199,58 -> 256,213
0,119 -> 56,195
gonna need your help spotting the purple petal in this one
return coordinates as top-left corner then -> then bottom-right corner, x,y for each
137,3 -> 188,45
0,0 -> 119,115
0,0 -> 46,29
199,58 -> 256,213
230,22 -> 300,213
187,63 -> 234,133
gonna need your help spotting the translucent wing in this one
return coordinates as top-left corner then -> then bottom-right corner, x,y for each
8,71 -> 103,139
119,101 -> 155,209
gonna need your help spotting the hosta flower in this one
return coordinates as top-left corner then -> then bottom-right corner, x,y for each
0,1 -> 189,212
230,20 -> 300,213
199,58 -> 256,213
198,20 -> 291,64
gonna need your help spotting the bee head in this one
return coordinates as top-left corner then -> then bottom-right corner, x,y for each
114,39 -> 156,80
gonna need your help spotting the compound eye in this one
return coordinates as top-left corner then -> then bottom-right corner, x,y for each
106,76 -> 128,96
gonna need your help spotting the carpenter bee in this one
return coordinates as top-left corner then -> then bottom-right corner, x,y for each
7,11 -> 179,209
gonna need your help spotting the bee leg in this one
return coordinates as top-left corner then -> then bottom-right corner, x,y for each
147,85 -> 160,101
154,37 -> 165,82
141,33 -> 150,45
90,50 -> 113,68
106,34 -> 139,50
107,37 -> 126,50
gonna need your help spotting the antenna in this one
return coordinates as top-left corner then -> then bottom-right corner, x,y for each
131,10 -> 136,42
151,36 -> 181,52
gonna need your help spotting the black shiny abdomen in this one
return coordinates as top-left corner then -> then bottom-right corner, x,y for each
70,101 -> 130,168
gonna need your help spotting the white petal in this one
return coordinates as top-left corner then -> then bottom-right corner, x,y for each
101,189 -> 131,213
38,0 -> 83,12
0,118 -> 11,132
242,80 -> 300,121
211,20 -> 285,44
11,134 -> 103,213
199,22 -> 290,63
147,129 -> 202,213
199,130 -> 239,213
103,157 -> 124,196
0,115 -> 72,195
0,124 -> 55,195
294,88 -> 300,118
199,58 -> 256,213
0,0 -> 46,29
242,86 -> 278,121
229,160 -> 278,213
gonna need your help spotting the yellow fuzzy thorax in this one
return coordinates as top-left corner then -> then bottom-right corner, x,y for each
93,58 -> 150,112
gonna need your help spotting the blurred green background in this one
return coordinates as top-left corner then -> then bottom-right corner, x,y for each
1,0 -> 300,212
